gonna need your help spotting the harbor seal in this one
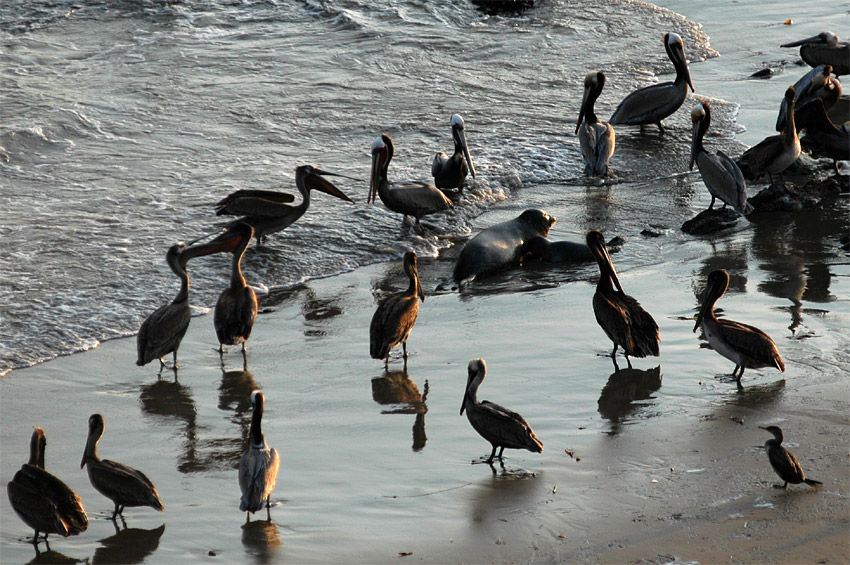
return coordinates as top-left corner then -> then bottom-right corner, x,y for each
452,209 -> 556,286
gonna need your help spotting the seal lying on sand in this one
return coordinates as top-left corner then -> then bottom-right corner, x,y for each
453,209 -> 556,287
521,236 -> 594,263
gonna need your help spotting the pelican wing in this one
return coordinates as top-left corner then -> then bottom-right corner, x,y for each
7,476 -> 71,536
431,152 -> 450,178
388,181 -> 453,216
579,122 -> 615,175
717,319 -> 785,371
137,302 -> 191,366
622,294 -> 660,357
610,82 -> 685,126
369,295 -> 420,359
737,134 -> 784,180
91,459 -> 164,510
214,287 -> 258,346
215,190 -> 297,217
239,447 -> 280,512
698,151 -> 750,213
471,400 -> 543,452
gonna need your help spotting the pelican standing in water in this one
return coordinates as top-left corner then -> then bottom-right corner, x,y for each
587,230 -> 660,368
369,133 -> 453,230
370,250 -> 424,368
215,165 -> 355,245
781,31 -> 849,77
694,270 -> 785,388
738,87 -> 801,184
610,32 -> 695,133
689,102 -> 753,215
214,222 -> 258,359
576,70 -> 616,176
432,114 -> 476,190
758,425 -> 822,489
7,427 -> 88,547
239,390 -> 280,522
81,414 -> 164,521
460,358 -> 543,464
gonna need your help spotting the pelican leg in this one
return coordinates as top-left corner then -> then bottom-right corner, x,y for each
172,350 -> 179,369
497,446 -> 506,461
245,512 -> 251,524
384,356 -> 389,370
736,367 -> 746,383
402,342 -> 408,359
111,503 -> 120,521
720,201 -> 727,210
708,195 -> 716,210
158,358 -> 167,372
610,343 -> 619,358
656,121 -> 666,134
487,445 -> 498,464
625,355 -> 633,369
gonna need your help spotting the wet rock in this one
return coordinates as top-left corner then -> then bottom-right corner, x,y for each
640,226 -> 669,238
750,68 -> 774,79
471,0 -> 534,15
748,173 -> 848,212
681,207 -> 741,235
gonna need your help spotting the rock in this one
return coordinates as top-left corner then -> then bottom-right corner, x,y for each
681,207 -> 741,235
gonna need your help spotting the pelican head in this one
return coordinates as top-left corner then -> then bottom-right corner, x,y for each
576,70 -> 606,134
586,230 -> 623,294
664,32 -> 695,92
689,102 -> 709,170
295,164 -> 355,203
781,30 -> 840,48
460,358 -> 487,415
450,113 -> 476,180
694,269 -> 730,332
81,413 -> 106,468
251,390 -> 264,408
369,134 -> 393,204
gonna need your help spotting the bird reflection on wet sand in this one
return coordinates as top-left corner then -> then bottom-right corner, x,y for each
371,369 -> 429,452
93,524 -> 165,565
138,377 -> 202,474
597,365 -> 662,435
241,517 -> 283,565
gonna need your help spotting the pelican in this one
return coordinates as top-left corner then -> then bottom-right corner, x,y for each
460,358 -> 543,464
7,427 -> 88,546
576,71 -> 616,176
776,65 -> 841,132
609,32 -> 695,133
587,230 -> 659,367
369,133 -> 453,229
81,414 -> 165,521
239,390 -> 280,522
758,425 -> 822,489
215,165 -> 355,245
689,102 -> 753,215
694,270 -> 785,387
796,99 -> 850,169
214,222 -> 258,357
369,250 -> 424,368
738,86 -> 801,184
781,31 -> 849,77
432,114 -> 476,190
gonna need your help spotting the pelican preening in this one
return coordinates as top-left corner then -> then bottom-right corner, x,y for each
738,86 -> 801,184
215,165 -> 355,245
7,427 -> 88,547
213,222 -> 259,357
369,133 -> 454,229
576,71 -> 616,176
689,102 -> 753,215
758,425 -> 822,489
587,230 -> 660,368
239,390 -> 280,522
81,414 -> 165,521
775,65 -> 841,133
694,270 -> 785,388
781,31 -> 849,77
369,250 -> 424,368
609,32 -> 695,133
432,114 -> 476,190
460,358 -> 543,464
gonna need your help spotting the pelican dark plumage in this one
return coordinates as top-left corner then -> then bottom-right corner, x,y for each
460,358 -> 543,464
213,222 -> 258,357
576,71 -> 616,176
694,270 -> 785,387
738,86 -> 801,184
775,65 -> 841,132
369,250 -> 424,368
7,427 -> 88,546
239,390 -> 280,521
689,102 -> 753,215
609,32 -> 695,133
215,165 -> 354,245
796,98 -> 850,167
369,133 -> 453,229
587,230 -> 659,367
432,114 -> 476,190
758,425 -> 822,489
781,31 -> 849,77
81,414 -> 164,520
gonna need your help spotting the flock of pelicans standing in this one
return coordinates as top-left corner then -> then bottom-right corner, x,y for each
9,28 -> 845,551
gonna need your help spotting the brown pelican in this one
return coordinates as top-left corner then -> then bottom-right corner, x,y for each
215,165 -> 355,245
369,133 -> 453,229
609,32 -> 695,133
369,250 -> 424,368
587,230 -> 659,368
738,86 -> 801,184
214,222 -> 258,357
460,358 -> 543,464
758,425 -> 822,489
694,270 -> 785,387
432,114 -> 476,190
239,390 -> 280,522
796,98 -> 850,169
781,31 -> 849,77
81,414 -> 165,520
776,65 -> 841,132
690,102 -> 753,215
576,71 -> 616,175
7,427 -> 88,546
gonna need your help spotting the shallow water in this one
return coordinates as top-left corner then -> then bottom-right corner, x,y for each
2,0 -> 849,563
